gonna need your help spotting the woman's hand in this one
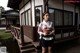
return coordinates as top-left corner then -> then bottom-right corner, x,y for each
42,33 -> 47,36
49,31 -> 55,35
49,32 -> 53,35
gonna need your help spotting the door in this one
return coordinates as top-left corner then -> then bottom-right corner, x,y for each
35,6 -> 43,26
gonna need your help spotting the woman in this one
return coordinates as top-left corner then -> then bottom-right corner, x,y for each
37,12 -> 55,53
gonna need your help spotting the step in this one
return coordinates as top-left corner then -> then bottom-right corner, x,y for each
32,42 -> 39,48
21,48 -> 36,53
15,36 -> 32,45
12,34 -> 33,45
24,35 -> 33,43
19,44 -> 35,49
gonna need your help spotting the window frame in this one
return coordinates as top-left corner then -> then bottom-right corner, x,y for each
20,8 -> 32,26
35,5 -> 43,26
64,11 -> 73,26
48,7 -> 74,27
21,13 -> 26,25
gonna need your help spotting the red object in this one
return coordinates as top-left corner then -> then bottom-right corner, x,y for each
43,29 -> 48,33
64,0 -> 80,2
43,28 -> 52,34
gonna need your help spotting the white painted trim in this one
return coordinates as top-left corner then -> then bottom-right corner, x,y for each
24,2 -> 30,11
31,0 -> 35,26
35,0 -> 43,6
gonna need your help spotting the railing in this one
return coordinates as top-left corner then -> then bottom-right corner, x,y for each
54,27 -> 80,41
11,26 -> 24,45
10,26 -> 80,44
11,26 -> 20,39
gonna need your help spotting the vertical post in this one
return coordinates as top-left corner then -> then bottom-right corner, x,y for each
0,13 -> 1,25
5,17 -> 8,30
74,4 -> 76,26
0,11 -> 1,25
79,7 -> 80,29
43,0 -> 48,12
20,26 -> 24,46
68,29 -> 70,37
62,0 -> 64,26
60,0 -> 64,39
61,29 -> 63,39
16,29 -> 19,39
77,7 -> 80,30
73,4 -> 77,36
30,0 -> 32,26
31,0 -> 35,26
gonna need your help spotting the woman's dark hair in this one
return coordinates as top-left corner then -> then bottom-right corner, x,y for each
42,12 -> 48,19
42,12 -> 48,17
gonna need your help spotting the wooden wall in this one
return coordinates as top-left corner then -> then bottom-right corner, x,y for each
23,26 -> 39,41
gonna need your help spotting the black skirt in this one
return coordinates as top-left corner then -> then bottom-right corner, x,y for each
40,35 -> 54,47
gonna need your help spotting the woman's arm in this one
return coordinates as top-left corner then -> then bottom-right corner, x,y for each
37,23 -> 46,36
49,27 -> 55,35
49,22 -> 55,35
37,27 -> 43,35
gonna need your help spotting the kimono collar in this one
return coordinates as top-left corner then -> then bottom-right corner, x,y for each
43,20 -> 49,24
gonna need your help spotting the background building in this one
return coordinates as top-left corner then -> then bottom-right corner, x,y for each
0,6 -> 5,28
2,10 -> 19,30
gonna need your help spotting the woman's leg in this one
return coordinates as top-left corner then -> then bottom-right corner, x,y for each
48,46 -> 52,53
42,47 -> 46,53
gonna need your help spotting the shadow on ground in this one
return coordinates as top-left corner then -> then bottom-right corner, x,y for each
0,38 -> 80,53
0,38 -> 20,53
53,38 -> 80,53
37,38 -> 80,53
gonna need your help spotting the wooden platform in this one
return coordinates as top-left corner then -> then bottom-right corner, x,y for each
32,35 -> 80,48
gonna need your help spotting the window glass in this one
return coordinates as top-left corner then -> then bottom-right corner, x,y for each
49,9 -> 55,24
68,12 -> 73,25
64,11 -> 73,25
21,10 -> 32,26
26,12 -> 28,25
49,8 -> 73,26
64,11 -> 69,25
21,13 -> 25,25
55,10 -> 63,26
28,10 -> 31,26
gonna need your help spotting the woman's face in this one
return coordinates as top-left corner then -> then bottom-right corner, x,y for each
43,13 -> 49,21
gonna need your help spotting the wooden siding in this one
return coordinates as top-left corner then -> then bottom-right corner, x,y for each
23,26 -> 33,40
23,26 -> 39,41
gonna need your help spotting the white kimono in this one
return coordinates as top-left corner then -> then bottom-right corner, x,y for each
37,20 -> 55,40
